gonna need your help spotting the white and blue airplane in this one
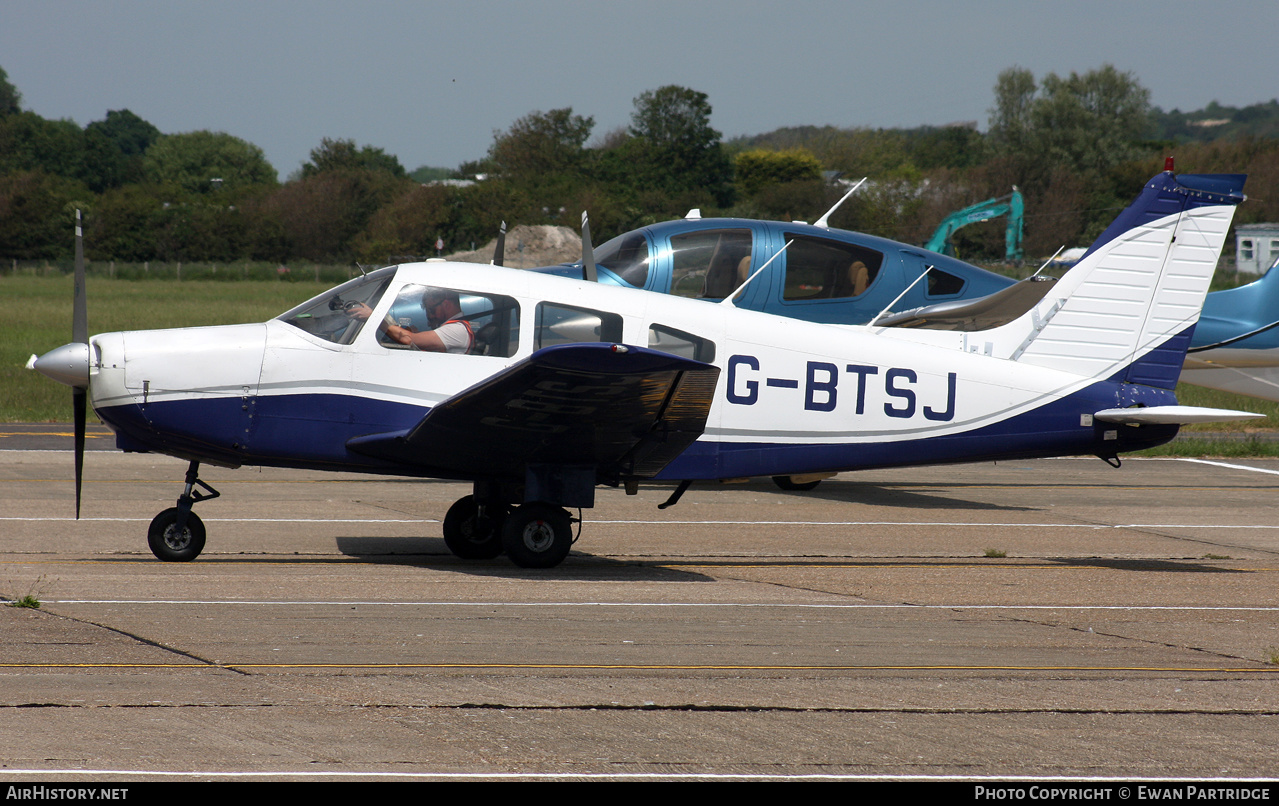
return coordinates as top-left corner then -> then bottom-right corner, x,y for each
31,168 -> 1259,568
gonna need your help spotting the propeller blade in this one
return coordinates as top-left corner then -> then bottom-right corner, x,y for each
580,211 -> 597,282
73,209 -> 87,344
72,208 -> 88,519
492,220 -> 506,267
73,388 -> 86,520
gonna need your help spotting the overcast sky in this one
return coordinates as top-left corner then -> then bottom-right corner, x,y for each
4,0 -> 1277,179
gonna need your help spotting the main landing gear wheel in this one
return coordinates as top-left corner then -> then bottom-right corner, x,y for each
772,475 -> 822,492
147,507 -> 207,562
442,495 -> 508,560
501,503 -> 572,569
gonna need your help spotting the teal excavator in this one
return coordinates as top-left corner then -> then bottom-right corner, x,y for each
925,187 -> 1024,263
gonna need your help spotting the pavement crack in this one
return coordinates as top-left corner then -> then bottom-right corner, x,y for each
25,607 -> 249,676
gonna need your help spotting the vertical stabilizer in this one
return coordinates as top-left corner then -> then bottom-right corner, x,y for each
1000,171 -> 1245,386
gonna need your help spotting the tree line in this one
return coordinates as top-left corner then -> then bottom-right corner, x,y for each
3,64 -> 1278,267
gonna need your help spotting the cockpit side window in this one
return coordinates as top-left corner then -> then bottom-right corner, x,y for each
782,235 -> 883,301
380,284 -> 521,357
668,229 -> 753,299
277,267 -> 395,345
593,231 -> 651,288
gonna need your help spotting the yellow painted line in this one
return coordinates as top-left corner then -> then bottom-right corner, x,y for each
0,431 -> 111,438
660,562 -> 1279,571
2,662 -> 1277,673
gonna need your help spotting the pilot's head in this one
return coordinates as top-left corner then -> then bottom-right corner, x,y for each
420,287 -> 461,329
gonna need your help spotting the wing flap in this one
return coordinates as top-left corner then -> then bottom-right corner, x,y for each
347,343 -> 720,481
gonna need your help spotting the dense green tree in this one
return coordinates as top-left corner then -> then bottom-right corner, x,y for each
261,168 -> 406,261
628,85 -> 732,205
906,125 -> 987,171
730,148 -> 826,221
0,171 -> 91,259
988,67 -> 1037,156
87,109 -> 160,157
353,182 -> 455,262
1034,65 -> 1152,176
86,185 -> 163,260
488,108 -> 593,179
78,111 -> 160,192
0,66 -> 21,117
988,65 -> 1152,185
143,130 -> 277,193
301,137 -> 406,178
734,149 -> 823,197
0,112 -> 85,180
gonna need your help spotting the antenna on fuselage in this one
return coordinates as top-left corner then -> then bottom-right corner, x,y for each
868,264 -> 934,327
1031,246 -> 1065,278
814,176 -> 867,229
719,239 -> 793,307
581,211 -> 597,282
492,220 -> 506,267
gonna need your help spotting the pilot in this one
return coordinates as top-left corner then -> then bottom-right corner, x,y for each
348,287 -> 474,354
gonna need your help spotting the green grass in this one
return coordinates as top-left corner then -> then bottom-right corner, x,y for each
4,275 -> 332,421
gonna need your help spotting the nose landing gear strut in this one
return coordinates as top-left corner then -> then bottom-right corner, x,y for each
147,461 -> 220,562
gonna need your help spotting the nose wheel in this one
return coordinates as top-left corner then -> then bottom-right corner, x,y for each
147,508 -> 206,562
147,461 -> 219,562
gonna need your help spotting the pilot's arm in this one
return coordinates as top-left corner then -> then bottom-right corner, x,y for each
346,303 -> 439,350
384,325 -> 448,352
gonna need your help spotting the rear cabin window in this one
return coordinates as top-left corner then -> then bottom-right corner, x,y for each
668,229 -> 753,299
782,235 -> 883,300
536,302 -> 623,349
926,267 -> 966,297
647,324 -> 716,363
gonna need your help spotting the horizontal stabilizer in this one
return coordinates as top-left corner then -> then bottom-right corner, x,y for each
1093,406 -> 1264,425
346,343 -> 720,481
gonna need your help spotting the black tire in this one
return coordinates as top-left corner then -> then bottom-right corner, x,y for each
147,507 -> 206,562
501,503 -> 572,569
442,495 -> 506,560
772,475 -> 821,492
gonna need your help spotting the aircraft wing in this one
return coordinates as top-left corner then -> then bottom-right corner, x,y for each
876,276 -> 1057,331
346,343 -> 720,483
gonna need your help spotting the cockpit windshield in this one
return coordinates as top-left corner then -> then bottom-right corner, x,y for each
276,266 -> 395,344
591,231 -> 650,288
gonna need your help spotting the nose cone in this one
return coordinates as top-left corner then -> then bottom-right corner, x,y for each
32,342 -> 90,388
